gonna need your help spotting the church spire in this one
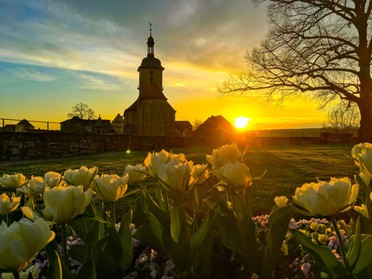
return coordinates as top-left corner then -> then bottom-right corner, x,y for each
147,23 -> 154,57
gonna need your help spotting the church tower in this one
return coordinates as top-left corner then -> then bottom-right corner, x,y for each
123,25 -> 178,136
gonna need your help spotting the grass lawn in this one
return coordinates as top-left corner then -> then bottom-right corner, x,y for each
0,144 -> 359,215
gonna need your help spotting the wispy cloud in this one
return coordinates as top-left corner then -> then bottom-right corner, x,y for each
77,72 -> 122,91
12,68 -> 56,82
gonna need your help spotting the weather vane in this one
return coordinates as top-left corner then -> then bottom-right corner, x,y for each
149,23 -> 152,36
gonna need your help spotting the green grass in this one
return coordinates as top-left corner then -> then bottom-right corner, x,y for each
0,144 -> 359,214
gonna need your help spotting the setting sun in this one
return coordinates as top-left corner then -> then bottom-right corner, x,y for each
234,116 -> 251,129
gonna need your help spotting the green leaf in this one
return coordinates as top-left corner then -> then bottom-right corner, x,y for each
170,201 -> 181,243
118,209 -> 134,270
189,211 -> 216,277
352,234 -> 372,277
90,229 -> 124,278
261,205 -> 294,278
346,216 -> 362,270
44,240 -> 74,279
291,229 -> 345,278
214,212 -> 248,259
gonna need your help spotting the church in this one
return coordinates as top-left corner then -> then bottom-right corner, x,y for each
123,28 -> 180,136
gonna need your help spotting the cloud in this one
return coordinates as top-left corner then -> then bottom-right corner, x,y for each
0,0 -> 268,77
12,68 -> 56,82
77,72 -> 122,91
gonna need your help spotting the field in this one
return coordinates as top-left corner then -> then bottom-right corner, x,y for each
0,144 -> 359,214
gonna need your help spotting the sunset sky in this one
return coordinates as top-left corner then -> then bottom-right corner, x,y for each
0,0 -> 328,130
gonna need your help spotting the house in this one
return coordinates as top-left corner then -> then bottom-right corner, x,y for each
174,121 -> 193,136
193,115 -> 235,144
123,28 -> 179,136
16,119 -> 35,132
60,116 -> 112,134
111,113 -> 125,134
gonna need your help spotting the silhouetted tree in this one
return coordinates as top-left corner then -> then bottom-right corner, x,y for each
68,102 -> 96,119
323,103 -> 360,132
221,0 -> 372,141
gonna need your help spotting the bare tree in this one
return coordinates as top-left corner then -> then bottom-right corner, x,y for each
323,103 -> 360,132
221,0 -> 372,141
68,103 -> 96,119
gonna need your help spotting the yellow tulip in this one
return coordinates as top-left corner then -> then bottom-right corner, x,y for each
158,159 -> 191,193
293,177 -> 359,216
0,218 -> 55,272
0,173 -> 27,189
124,164 -> 146,183
189,163 -> 209,188
63,166 -> 97,190
17,176 -> 46,196
144,149 -> 185,176
354,204 -> 369,218
0,193 -> 21,215
43,185 -> 92,223
44,171 -> 62,188
274,196 -> 288,208
93,173 -> 129,202
220,161 -> 252,189
352,143 -> 372,177
206,143 -> 242,169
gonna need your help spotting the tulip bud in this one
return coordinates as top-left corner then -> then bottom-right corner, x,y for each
93,173 -> 129,202
0,173 -> 27,189
220,161 -> 252,189
206,143 -> 242,169
144,150 -> 185,177
0,193 -> 21,215
352,143 -> 372,177
124,164 -> 146,183
43,185 -> 92,223
274,196 -> 288,208
63,166 -> 97,190
44,171 -> 62,188
158,159 -> 191,193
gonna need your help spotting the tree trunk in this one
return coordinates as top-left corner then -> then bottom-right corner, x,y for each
357,97 -> 372,142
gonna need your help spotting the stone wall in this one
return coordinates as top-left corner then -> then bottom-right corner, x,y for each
0,132 -> 187,161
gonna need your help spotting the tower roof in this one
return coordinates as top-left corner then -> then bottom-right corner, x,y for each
138,23 -> 164,70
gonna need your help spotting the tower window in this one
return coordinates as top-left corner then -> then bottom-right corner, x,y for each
150,71 -> 154,83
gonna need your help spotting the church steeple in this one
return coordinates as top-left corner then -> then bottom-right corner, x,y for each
147,23 -> 154,57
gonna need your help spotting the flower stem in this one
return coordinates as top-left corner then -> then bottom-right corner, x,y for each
111,201 -> 116,224
331,215 -> 350,271
61,223 -> 68,266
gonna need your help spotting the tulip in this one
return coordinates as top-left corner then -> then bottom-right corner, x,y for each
93,173 -> 129,202
352,143 -> 372,177
17,176 -> 46,196
274,196 -> 288,207
354,204 -> 369,218
158,159 -> 191,193
220,161 -> 252,189
124,164 -> 147,183
43,185 -> 92,223
0,218 -> 55,272
293,177 -> 359,216
0,193 -> 21,215
63,166 -> 97,190
189,163 -> 209,188
206,143 -> 242,169
0,173 -> 27,189
44,171 -> 62,187
144,150 -> 185,176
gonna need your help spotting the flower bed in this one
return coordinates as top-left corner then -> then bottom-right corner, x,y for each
0,143 -> 372,278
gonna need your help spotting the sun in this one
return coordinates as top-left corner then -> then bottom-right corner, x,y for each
234,116 -> 251,129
